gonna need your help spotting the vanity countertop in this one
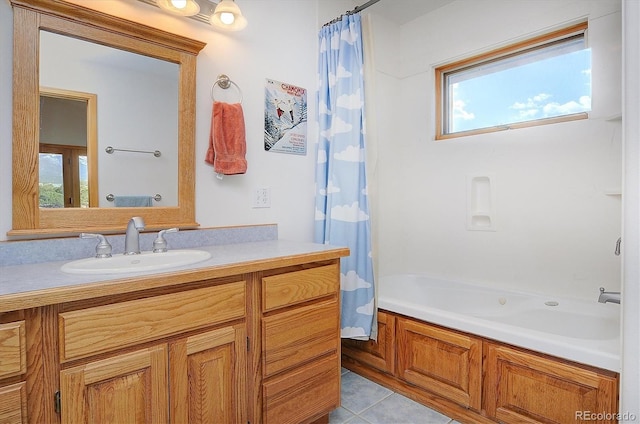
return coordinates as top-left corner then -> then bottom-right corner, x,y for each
0,239 -> 349,313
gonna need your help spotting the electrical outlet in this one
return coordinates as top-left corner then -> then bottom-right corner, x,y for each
252,187 -> 271,208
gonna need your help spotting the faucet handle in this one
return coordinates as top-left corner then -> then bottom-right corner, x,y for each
153,228 -> 179,253
80,233 -> 112,258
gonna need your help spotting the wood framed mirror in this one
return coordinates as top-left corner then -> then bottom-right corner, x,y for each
10,0 -> 205,237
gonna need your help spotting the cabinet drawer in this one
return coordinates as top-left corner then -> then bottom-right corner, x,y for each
0,382 -> 27,424
262,264 -> 339,312
263,353 -> 339,424
263,300 -> 339,377
59,281 -> 246,361
0,321 -> 26,379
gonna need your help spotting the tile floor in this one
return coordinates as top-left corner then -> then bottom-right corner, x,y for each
330,368 -> 461,424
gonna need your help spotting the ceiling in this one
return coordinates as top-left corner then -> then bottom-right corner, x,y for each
359,0 -> 453,25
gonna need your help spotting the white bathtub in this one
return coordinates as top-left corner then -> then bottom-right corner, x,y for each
378,274 -> 621,372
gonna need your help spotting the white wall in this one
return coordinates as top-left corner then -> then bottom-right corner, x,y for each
621,0 -> 640,417
369,0 -> 623,301
0,0 -> 352,241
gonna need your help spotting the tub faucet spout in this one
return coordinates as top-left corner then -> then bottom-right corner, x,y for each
598,287 -> 620,304
124,216 -> 145,255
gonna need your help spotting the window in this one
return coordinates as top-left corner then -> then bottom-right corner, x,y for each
436,22 -> 590,139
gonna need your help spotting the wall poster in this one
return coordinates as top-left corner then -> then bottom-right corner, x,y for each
264,79 -> 307,155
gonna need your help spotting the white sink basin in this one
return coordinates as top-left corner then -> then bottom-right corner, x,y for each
61,250 -> 212,275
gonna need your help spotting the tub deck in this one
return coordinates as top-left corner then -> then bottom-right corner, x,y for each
378,274 -> 620,372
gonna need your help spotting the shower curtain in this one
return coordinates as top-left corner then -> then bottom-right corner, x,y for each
314,14 -> 375,340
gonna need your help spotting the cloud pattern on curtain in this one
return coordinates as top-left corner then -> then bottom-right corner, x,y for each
315,14 -> 375,339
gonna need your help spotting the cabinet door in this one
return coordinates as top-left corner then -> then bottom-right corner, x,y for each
342,310 -> 395,374
59,345 -> 168,424
396,317 -> 482,410
484,343 -> 619,424
170,324 -> 247,424
0,382 -> 27,424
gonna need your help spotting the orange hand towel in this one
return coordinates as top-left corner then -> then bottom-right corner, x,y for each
205,101 -> 247,175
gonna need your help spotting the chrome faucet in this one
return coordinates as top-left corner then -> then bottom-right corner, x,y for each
598,287 -> 621,304
153,228 -> 179,253
80,233 -> 112,258
124,216 -> 145,255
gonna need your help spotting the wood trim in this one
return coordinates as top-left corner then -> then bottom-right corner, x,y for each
9,0 -> 206,54
435,21 -> 588,140
9,0 -> 204,236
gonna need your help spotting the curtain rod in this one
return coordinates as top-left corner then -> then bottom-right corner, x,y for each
323,0 -> 382,27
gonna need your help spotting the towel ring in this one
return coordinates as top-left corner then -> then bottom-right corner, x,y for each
211,74 -> 243,104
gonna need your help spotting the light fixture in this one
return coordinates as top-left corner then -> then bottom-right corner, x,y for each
156,0 -> 200,17
210,0 -> 247,31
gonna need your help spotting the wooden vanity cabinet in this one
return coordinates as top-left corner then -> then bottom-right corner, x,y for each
0,252 -> 347,424
57,279 -> 248,424
0,318 -> 28,424
261,263 -> 342,424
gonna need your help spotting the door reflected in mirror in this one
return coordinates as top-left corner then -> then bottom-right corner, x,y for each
39,88 -> 96,208
40,30 -> 180,208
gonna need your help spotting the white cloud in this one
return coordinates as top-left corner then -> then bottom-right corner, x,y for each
356,298 -> 374,315
510,93 -> 590,119
330,33 -> 340,50
452,99 -> 475,121
517,109 -> 539,119
318,101 -> 330,115
336,64 -> 352,79
361,185 -> 368,196
543,95 -> 591,116
336,89 -> 362,110
317,149 -> 327,164
319,37 -> 327,53
326,180 -> 341,194
451,83 -> 475,121
341,270 -> 372,291
511,93 -> 552,110
532,93 -> 551,103
341,27 -> 358,45
334,145 -> 364,162
328,71 -> 337,88
315,208 -> 325,220
331,202 -> 369,222
341,326 -> 366,338
320,116 -> 352,139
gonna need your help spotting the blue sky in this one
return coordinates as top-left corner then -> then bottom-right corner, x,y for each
450,49 -> 592,132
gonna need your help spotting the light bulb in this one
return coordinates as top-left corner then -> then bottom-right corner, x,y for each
220,12 -> 235,25
171,0 -> 187,9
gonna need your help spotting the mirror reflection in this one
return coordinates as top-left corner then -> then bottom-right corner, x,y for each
39,88 -> 96,208
39,30 -> 180,208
